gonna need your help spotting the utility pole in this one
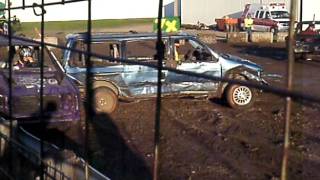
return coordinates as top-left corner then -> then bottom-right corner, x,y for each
300,0 -> 303,22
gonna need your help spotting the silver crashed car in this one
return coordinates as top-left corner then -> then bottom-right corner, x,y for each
61,32 -> 266,113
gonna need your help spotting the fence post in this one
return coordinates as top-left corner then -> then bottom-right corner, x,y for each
281,0 -> 298,180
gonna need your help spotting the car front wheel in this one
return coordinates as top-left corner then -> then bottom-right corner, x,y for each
93,87 -> 118,114
225,84 -> 255,108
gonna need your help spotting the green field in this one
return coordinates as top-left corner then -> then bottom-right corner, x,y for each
17,18 -> 153,36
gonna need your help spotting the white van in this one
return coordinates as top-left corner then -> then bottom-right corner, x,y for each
241,3 -> 290,32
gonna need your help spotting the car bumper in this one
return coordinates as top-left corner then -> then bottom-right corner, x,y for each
295,45 -> 320,53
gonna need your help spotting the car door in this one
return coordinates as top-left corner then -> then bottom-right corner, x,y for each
122,38 -> 167,96
165,37 -> 221,93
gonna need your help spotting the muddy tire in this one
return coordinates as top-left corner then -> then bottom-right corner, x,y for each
93,87 -> 118,114
225,84 -> 255,108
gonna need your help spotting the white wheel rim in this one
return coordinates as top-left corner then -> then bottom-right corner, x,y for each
98,97 -> 107,107
94,90 -> 116,113
232,86 -> 252,106
95,95 -> 108,112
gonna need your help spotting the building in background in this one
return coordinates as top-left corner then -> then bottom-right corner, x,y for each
178,0 -> 320,25
179,0 -> 294,25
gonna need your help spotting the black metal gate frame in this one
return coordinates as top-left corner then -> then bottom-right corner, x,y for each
0,0 -> 315,180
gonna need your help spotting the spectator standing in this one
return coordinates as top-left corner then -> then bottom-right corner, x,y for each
244,14 -> 254,42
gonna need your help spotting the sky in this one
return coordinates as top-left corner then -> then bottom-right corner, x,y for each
4,0 -> 175,22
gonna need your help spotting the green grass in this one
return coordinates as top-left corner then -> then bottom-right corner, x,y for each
17,18 -> 153,35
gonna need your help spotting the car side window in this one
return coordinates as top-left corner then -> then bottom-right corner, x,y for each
174,38 -> 212,63
69,40 -> 120,68
126,39 -> 166,64
69,41 -> 86,68
255,11 -> 260,18
259,11 -> 265,19
265,11 -> 271,19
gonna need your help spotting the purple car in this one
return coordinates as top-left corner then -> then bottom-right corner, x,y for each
0,36 -> 80,123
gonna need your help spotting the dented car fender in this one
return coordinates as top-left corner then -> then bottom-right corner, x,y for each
217,66 -> 267,98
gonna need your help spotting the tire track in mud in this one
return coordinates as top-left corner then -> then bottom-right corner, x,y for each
162,106 -> 254,180
158,96 -> 293,180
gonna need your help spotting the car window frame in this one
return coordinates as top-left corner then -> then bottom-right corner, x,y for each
170,36 -> 217,63
124,38 -> 170,64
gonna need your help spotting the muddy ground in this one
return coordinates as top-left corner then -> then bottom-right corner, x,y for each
23,38 -> 320,180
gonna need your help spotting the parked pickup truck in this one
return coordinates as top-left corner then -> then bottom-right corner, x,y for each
293,21 -> 320,61
0,36 -> 80,123
61,32 -> 267,114
241,3 -> 290,32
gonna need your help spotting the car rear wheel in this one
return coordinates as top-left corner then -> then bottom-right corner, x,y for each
93,87 -> 118,114
225,84 -> 255,108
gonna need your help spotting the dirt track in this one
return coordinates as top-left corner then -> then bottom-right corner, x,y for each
24,36 -> 320,180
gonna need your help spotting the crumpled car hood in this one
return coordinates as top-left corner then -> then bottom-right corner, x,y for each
220,53 -> 262,71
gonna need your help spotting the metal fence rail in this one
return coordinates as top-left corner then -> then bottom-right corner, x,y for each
0,122 -> 70,180
0,0 -> 312,180
0,117 -> 111,180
